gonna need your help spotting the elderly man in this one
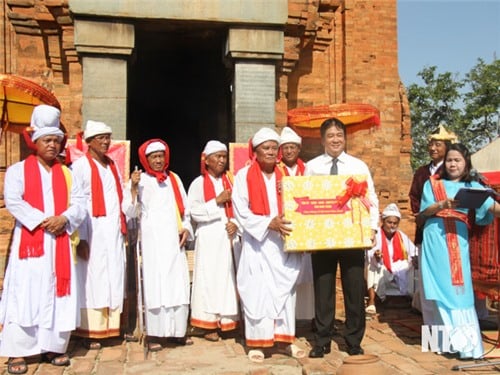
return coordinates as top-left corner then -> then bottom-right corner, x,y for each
409,124 -> 456,245
279,127 -> 314,323
232,127 -> 304,363
409,124 -> 456,314
0,105 -> 86,373
71,120 -> 127,349
365,203 -> 417,314
122,139 -> 193,352
279,127 -> 306,176
187,140 -> 240,342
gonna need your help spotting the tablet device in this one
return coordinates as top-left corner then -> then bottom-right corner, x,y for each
454,187 -> 493,209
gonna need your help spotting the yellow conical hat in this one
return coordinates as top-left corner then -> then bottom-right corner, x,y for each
428,123 -> 457,143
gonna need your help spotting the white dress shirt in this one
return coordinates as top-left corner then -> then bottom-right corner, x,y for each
305,151 -> 379,230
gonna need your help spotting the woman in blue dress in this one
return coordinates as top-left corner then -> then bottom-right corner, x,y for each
418,143 -> 500,359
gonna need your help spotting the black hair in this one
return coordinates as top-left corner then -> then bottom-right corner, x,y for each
439,143 -> 474,182
320,118 -> 346,139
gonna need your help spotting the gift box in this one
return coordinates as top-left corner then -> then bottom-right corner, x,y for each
282,175 -> 373,252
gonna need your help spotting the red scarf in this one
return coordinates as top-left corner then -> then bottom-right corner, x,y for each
19,155 -> 72,297
380,230 -> 406,273
203,172 -> 234,218
138,139 -> 185,217
86,153 -> 127,235
280,158 -> 305,176
246,161 -> 283,216
430,176 -> 470,286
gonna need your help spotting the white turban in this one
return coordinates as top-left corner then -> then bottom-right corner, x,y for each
203,140 -> 227,156
382,203 -> 401,219
145,141 -> 166,156
84,120 -> 112,140
30,105 -> 63,141
280,127 -> 301,146
252,127 -> 280,148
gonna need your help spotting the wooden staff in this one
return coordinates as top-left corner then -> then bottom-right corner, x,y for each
222,175 -> 245,338
132,166 -> 148,359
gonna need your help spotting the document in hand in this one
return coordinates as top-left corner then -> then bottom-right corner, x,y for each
454,187 -> 494,209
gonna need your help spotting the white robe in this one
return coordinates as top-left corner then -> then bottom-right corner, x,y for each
366,229 -> 416,300
71,156 -> 126,311
232,166 -> 301,322
0,160 -> 86,356
122,172 -> 192,337
187,174 -> 239,327
283,163 -> 314,320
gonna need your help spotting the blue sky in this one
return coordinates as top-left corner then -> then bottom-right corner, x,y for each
398,0 -> 500,87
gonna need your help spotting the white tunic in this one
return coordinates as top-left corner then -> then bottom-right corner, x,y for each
122,172 -> 192,335
232,166 -> 301,320
0,160 -> 86,355
366,230 -> 416,298
71,156 -> 126,311
187,174 -> 239,318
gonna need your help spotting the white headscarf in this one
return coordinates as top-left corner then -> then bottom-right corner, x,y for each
30,105 -> 64,141
145,141 -> 166,156
252,127 -> 280,148
84,120 -> 112,140
382,203 -> 401,219
203,140 -> 227,156
280,127 -> 301,146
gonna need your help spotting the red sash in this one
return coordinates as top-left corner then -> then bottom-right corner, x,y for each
86,153 -> 127,235
430,176 -> 470,286
280,158 -> 305,176
138,139 -> 185,217
380,230 -> 407,273
247,162 -> 283,216
203,171 -> 234,218
20,155 -> 72,296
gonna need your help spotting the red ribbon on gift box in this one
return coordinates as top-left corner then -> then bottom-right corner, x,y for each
336,177 -> 371,210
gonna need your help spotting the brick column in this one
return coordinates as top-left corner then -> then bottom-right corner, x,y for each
73,20 -> 134,140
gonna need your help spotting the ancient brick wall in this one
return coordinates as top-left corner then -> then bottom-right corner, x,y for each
0,0 -> 83,288
0,0 -> 416,288
280,0 -> 414,236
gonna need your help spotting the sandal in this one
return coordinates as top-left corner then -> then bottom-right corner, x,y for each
168,336 -> 193,346
147,342 -> 162,352
365,305 -> 377,314
282,344 -> 306,359
248,349 -> 265,363
124,333 -> 139,342
41,352 -> 70,366
83,340 -> 102,350
7,358 -> 27,375
204,331 -> 221,342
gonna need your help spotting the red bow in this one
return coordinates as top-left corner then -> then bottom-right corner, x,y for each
337,177 -> 371,210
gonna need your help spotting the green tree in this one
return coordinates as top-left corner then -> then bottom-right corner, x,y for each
407,66 -> 463,170
462,58 -> 500,148
407,59 -> 500,170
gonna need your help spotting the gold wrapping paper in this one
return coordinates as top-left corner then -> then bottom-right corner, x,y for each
282,175 -> 373,252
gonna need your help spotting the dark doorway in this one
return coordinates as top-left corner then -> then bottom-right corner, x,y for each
128,21 -> 232,187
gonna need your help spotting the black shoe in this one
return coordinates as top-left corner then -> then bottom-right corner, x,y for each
309,344 -> 331,358
347,347 -> 364,356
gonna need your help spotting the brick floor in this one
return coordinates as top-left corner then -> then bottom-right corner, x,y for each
1,288 -> 499,374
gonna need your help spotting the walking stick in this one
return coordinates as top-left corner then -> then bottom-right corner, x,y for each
133,167 -> 148,359
222,176 -> 245,340
226,211 -> 245,339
